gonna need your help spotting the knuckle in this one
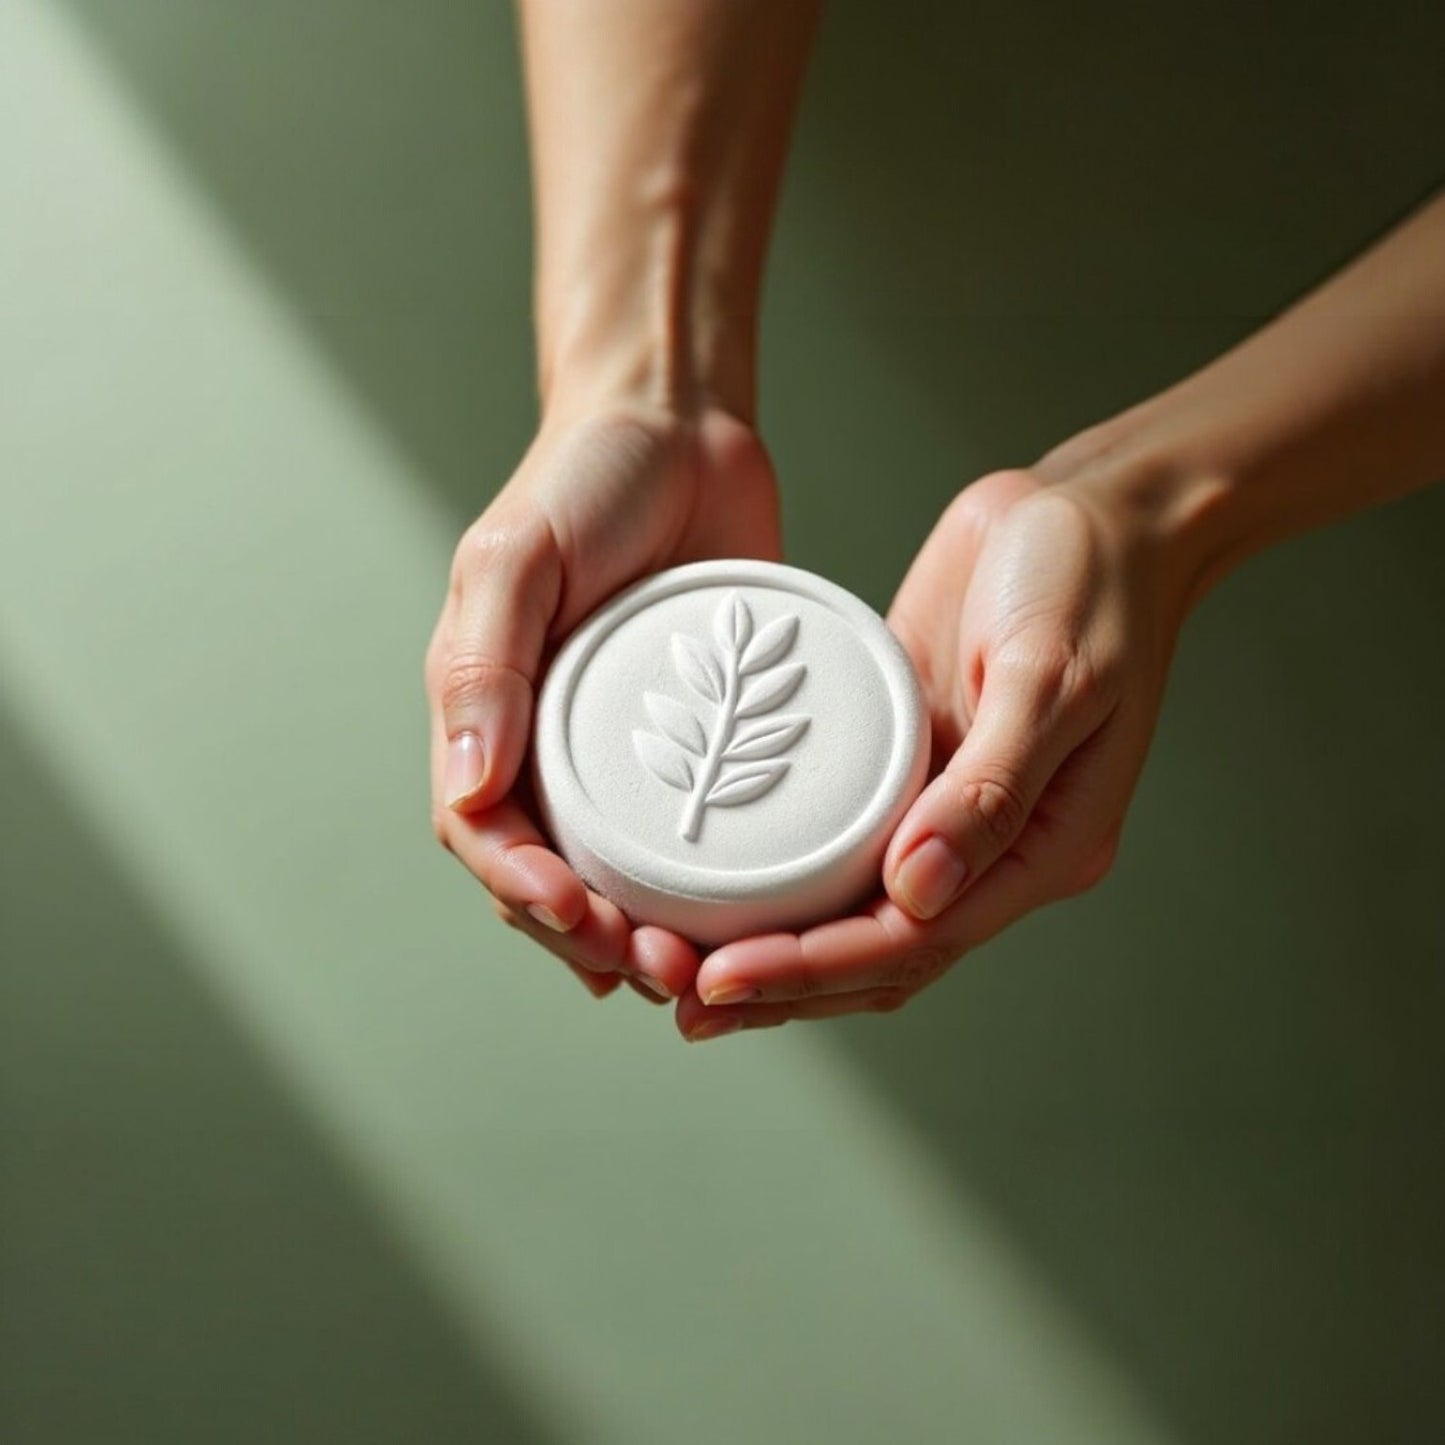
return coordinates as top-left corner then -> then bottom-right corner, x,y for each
1063,645 -> 1125,719
787,965 -> 825,999
775,947 -> 836,999
881,946 -> 949,993
953,772 -> 1029,850
941,485 -> 991,533
438,653 -> 510,716
452,511 -> 558,591
989,633 -> 1123,721
992,634 -> 1075,700
977,466 -> 1037,493
947,470 -> 1035,528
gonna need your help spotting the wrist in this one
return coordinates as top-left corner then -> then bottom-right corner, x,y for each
535,189 -> 760,430
1036,401 -> 1243,618
539,302 -> 757,433
521,0 -> 817,434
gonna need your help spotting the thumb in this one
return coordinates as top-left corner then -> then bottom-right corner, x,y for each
883,644 -> 1101,919
428,505 -> 562,816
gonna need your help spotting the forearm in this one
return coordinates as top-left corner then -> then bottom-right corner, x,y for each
1044,190 -> 1445,606
518,0 -> 819,426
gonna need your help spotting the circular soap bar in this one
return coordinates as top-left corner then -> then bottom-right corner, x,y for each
533,560 -> 929,946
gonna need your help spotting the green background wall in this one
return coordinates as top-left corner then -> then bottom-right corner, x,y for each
3,3 -> 1442,1441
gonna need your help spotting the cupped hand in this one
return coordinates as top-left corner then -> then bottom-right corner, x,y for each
680,466 -> 1192,1039
426,403 -> 781,1003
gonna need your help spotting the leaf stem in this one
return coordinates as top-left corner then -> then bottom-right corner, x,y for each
680,646 -> 739,842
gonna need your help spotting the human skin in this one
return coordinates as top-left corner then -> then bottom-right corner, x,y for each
425,0 -> 817,1004
424,1 -> 1445,1035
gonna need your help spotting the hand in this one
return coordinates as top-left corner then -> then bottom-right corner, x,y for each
426,404 -> 781,1003
679,465 -> 1193,1039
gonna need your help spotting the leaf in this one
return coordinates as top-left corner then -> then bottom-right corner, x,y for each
672,633 -> 723,703
735,662 -> 805,718
724,714 -> 809,761
632,730 -> 694,792
714,591 -> 753,657
739,613 -> 799,675
644,691 -> 706,755
640,600 -> 809,838
706,762 -> 788,807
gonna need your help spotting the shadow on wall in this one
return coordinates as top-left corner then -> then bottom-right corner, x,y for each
761,0 -> 1445,592
0,703 -> 551,1445
786,5 -> 1445,1443
53,1 -> 1445,1442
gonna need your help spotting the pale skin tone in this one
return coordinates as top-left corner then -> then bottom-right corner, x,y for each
426,0 -> 1445,1038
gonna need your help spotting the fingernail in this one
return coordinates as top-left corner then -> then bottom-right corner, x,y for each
701,981 -> 760,1007
688,1017 -> 743,1043
894,835 -> 967,920
635,973 -> 674,1000
445,732 -> 486,809
526,902 -> 569,933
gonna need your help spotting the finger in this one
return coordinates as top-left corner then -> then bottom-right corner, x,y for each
444,797 -> 588,933
693,899 -> 949,1005
676,982 -> 914,1040
496,902 -> 626,997
883,637 -> 1109,920
869,723 -> 1130,970
496,886 -> 633,975
513,907 -> 698,1000
685,820 -> 1113,1033
625,924 -> 701,1003
458,796 -> 704,994
689,817 -> 1105,1016
570,960 -> 626,1000
429,503 -> 562,815
690,714 -> 1136,1012
935,725 -> 1132,951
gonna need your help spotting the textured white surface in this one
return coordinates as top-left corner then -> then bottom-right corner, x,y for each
534,560 -> 930,944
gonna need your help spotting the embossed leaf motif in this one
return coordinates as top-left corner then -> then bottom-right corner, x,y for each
672,634 -> 723,703
737,663 -> 805,719
644,691 -> 706,755
739,613 -> 797,675
724,714 -> 808,762
631,730 -> 694,791
633,590 -> 809,842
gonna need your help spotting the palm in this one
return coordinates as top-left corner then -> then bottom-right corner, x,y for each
680,467 -> 1174,1037
430,404 -> 782,1006
886,470 -> 1042,764
516,408 -> 782,650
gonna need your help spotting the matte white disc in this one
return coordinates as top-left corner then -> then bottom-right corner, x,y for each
532,560 -> 929,946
